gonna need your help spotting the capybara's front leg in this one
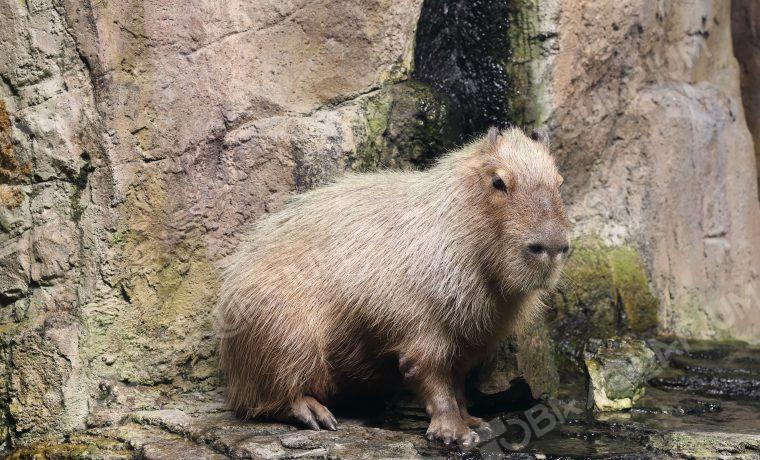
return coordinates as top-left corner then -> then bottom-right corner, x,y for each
455,377 -> 490,432
421,374 -> 479,448
401,355 -> 478,448
453,366 -> 491,432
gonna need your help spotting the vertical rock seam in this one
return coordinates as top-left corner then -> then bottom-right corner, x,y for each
414,0 -> 514,139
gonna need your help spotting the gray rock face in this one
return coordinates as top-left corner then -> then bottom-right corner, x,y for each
732,0 -> 760,194
542,0 -> 760,343
0,0 -> 436,448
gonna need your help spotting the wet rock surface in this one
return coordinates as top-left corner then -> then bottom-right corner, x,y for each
478,342 -> 760,459
650,342 -> 760,401
8,342 -> 760,459
413,0 -> 514,138
584,338 -> 660,411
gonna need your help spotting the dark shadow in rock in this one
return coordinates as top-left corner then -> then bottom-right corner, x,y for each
468,377 -> 537,419
326,378 -> 537,435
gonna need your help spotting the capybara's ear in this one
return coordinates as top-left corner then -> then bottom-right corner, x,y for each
487,126 -> 501,150
529,127 -> 550,147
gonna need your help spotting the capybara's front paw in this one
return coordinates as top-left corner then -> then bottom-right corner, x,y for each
425,414 -> 479,449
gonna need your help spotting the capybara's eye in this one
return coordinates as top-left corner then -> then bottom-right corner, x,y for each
492,174 -> 508,193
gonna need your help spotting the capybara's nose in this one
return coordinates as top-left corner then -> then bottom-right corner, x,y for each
526,237 -> 570,259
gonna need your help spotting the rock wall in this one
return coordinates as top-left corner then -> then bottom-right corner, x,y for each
0,0 -> 101,446
518,0 -> 760,343
0,0 -> 451,447
0,0 -> 758,451
733,0 -> 760,193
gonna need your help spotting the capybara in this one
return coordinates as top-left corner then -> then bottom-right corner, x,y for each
217,127 -> 570,447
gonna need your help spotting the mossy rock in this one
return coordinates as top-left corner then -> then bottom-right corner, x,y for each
607,246 -> 659,333
352,80 -> 461,171
549,238 -> 660,377
584,337 -> 660,411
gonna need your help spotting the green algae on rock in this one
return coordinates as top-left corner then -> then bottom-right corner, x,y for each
352,81 -> 460,172
607,246 -> 659,333
550,238 -> 620,339
548,238 -> 661,378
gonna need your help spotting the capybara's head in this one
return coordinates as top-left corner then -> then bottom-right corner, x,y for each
470,127 -> 570,293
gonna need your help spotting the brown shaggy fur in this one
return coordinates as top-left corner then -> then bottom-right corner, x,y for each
217,127 -> 569,447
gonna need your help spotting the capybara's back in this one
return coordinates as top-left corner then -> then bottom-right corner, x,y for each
217,127 -> 570,445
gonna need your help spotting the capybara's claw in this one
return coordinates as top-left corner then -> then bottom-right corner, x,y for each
291,396 -> 338,431
460,430 -> 480,449
463,414 -> 491,434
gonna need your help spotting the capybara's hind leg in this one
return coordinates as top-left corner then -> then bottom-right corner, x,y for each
289,396 -> 337,431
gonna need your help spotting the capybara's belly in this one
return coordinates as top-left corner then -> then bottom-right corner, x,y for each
329,351 -> 402,412
325,325 -> 403,404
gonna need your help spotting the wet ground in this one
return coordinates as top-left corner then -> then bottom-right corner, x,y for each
9,341 -> 760,459
379,341 -> 760,459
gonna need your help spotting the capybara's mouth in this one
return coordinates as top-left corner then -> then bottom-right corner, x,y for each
523,261 -> 564,291
544,267 -> 563,290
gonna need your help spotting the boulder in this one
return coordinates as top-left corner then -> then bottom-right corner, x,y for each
584,337 -> 660,411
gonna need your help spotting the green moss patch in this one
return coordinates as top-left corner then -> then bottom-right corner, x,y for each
552,238 -> 659,335
549,238 -> 660,377
608,246 -> 659,333
353,81 -> 461,171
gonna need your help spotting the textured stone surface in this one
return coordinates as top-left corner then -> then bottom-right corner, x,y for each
0,0 -> 99,446
112,403 -> 429,459
540,0 -> 760,342
584,338 -> 659,411
648,431 -> 760,459
0,0 -> 431,449
6,343 -> 760,458
732,0 -> 760,193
